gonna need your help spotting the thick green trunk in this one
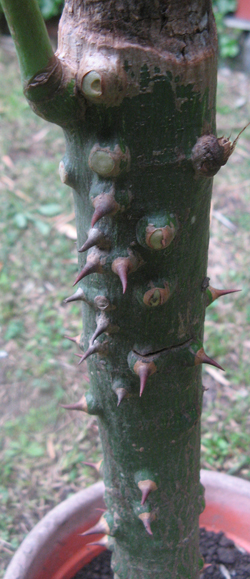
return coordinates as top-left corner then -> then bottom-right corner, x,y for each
2,1 -> 226,578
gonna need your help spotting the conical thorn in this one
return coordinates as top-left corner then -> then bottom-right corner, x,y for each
133,361 -> 157,397
206,285 -> 241,306
113,261 -> 128,293
60,395 -> 88,412
64,334 -> 81,346
116,388 -> 129,407
83,459 -> 103,473
90,317 -> 110,345
80,515 -> 110,537
73,259 -> 102,286
138,513 -> 153,536
87,535 -> 109,548
91,193 -> 120,228
138,480 -> 158,505
78,228 -> 110,253
195,348 -> 224,371
63,288 -> 86,304
76,340 -> 108,364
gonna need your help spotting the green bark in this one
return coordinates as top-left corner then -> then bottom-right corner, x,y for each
2,1 -> 229,578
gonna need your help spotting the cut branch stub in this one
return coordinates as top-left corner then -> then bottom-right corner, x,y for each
88,144 -> 130,179
206,285 -> 240,306
191,130 -> 249,177
79,52 -> 127,106
136,213 -> 177,250
94,295 -> 116,312
135,280 -> 174,308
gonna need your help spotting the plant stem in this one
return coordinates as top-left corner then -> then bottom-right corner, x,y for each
1,0 -> 53,83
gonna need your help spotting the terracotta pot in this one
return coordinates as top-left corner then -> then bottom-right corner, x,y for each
4,471 -> 250,579
236,0 -> 250,21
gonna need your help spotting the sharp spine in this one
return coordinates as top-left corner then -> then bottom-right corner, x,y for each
78,228 -> 110,253
138,513 -> 153,536
60,395 -> 88,412
91,193 -> 120,228
133,361 -> 157,396
87,535 -> 109,548
138,480 -> 158,505
195,347 -> 224,371
76,340 -> 108,365
63,288 -> 86,304
206,285 -> 240,306
73,253 -> 103,286
80,515 -> 110,537
64,334 -> 81,345
116,388 -> 129,406
83,459 -> 103,474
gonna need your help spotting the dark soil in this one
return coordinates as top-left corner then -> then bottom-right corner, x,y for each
73,529 -> 250,579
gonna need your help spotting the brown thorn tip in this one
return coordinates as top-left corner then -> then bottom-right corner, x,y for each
138,366 -> 151,397
87,536 -> 109,548
138,480 -> 158,505
138,513 -> 153,536
83,459 -> 102,473
73,261 -> 101,287
115,263 -> 128,294
116,388 -> 128,407
80,516 -> 109,537
91,194 -> 119,228
199,350 -> 224,372
64,334 -> 81,345
60,396 -> 87,412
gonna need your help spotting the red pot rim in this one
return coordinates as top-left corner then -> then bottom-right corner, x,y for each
4,471 -> 250,579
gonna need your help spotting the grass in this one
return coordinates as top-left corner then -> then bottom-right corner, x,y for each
0,35 -> 250,577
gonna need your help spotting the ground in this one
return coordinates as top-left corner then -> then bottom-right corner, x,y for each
0,35 -> 250,577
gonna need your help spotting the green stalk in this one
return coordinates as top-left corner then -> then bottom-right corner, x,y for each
1,0 -> 53,83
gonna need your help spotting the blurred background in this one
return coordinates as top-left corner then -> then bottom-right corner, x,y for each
1,0 -> 250,576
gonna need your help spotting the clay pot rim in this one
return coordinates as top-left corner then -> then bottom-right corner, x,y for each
4,471 -> 250,579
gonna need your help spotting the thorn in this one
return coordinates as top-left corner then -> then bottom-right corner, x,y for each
83,459 -> 103,473
80,515 -> 110,537
138,513 -> 153,536
90,316 -> 110,345
206,285 -> 240,306
116,388 -> 129,406
64,334 -> 81,345
73,256 -> 103,286
195,348 -> 224,371
76,340 -> 108,364
112,252 -> 144,294
60,395 -> 88,412
63,288 -> 86,304
78,228 -> 110,253
133,361 -> 157,396
91,193 -> 120,227
137,480 -> 158,505
87,535 -> 109,548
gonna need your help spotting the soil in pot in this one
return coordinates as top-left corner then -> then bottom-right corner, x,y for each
72,529 -> 250,579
